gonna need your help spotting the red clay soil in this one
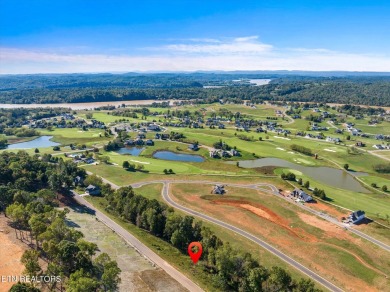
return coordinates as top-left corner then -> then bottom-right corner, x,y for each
306,201 -> 349,219
212,198 -> 319,243
0,217 -> 26,292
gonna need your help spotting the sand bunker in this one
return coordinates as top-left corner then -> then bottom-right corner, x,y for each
274,136 -> 291,140
324,149 -> 336,152
130,160 -> 150,164
276,147 -> 286,151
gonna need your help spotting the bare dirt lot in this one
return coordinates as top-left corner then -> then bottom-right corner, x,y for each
65,207 -> 186,292
0,216 -> 26,292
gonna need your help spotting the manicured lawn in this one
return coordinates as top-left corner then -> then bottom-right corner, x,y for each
39,128 -> 110,145
78,111 -> 129,124
359,175 -> 390,193
354,121 -> 390,135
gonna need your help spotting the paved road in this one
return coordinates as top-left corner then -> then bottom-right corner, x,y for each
71,191 -> 203,292
158,182 -> 344,292
132,179 -> 390,253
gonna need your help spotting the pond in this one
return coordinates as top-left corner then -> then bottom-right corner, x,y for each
6,136 -> 60,149
153,151 -> 205,162
230,157 -> 369,193
116,147 -> 145,156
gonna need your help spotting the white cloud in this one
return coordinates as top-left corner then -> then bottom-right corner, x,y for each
1,36 -> 390,73
161,36 -> 272,55
234,36 -> 259,42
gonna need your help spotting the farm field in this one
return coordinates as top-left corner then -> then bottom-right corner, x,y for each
169,183 -> 390,291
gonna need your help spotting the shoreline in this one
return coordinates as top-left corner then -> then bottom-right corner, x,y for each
0,99 -> 176,110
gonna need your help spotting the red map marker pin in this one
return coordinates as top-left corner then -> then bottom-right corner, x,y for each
188,242 -> 203,264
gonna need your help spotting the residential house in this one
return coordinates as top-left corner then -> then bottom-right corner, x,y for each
347,210 -> 365,224
188,144 -> 199,151
85,185 -> 101,196
146,139 -> 154,146
290,189 -> 313,202
74,176 -> 84,186
212,185 -> 225,195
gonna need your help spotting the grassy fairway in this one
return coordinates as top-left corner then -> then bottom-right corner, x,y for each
39,128 -> 110,145
78,112 -> 125,123
170,183 -> 390,291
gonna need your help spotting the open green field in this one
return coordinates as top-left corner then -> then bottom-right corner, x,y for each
78,111 -> 127,123
372,150 -> 390,159
354,121 -> 390,135
359,175 -> 390,194
133,183 -> 164,202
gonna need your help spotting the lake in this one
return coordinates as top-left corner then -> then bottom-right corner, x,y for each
6,136 -> 60,149
231,157 -> 369,193
0,99 -> 174,110
116,147 -> 145,156
249,79 -> 271,86
153,151 -> 205,162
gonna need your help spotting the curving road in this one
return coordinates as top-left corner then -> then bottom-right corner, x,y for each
157,182 -> 344,292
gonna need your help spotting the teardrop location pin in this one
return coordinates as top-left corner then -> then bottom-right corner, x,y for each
188,242 -> 203,264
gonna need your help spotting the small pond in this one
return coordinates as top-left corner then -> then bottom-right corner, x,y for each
153,151 -> 205,162
230,157 -> 369,193
6,136 -> 60,149
116,147 -> 145,156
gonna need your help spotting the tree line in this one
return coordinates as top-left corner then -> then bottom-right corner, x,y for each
0,151 -> 121,291
1,76 -> 390,106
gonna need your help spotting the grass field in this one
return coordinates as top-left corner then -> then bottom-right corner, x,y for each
133,183 -> 164,202
39,128 -> 111,145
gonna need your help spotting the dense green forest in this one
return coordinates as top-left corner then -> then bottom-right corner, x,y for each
0,152 -> 121,291
0,73 -> 389,106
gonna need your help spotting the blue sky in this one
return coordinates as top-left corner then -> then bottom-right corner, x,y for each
1,0 -> 390,73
